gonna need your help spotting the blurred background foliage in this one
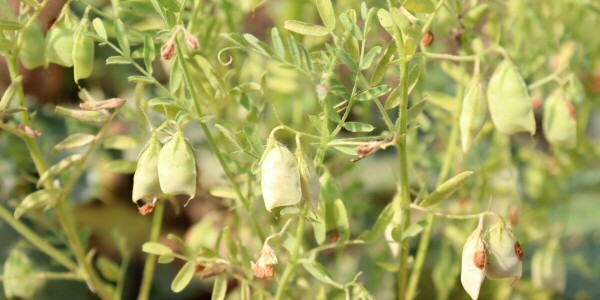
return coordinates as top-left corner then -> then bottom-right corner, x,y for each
1,0 -> 600,299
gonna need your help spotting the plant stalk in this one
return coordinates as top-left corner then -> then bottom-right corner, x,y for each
274,204 -> 308,300
138,199 -> 165,300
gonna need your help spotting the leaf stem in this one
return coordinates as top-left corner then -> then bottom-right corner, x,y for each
137,199 -> 165,300
173,41 -> 266,241
0,205 -> 78,272
274,204 -> 308,300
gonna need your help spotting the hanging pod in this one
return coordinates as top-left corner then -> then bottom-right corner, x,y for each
484,219 -> 522,280
158,128 -> 197,198
297,153 -> 320,213
132,135 -> 162,202
461,218 -> 487,300
460,75 -> 487,152
531,239 -> 566,293
72,18 -> 95,82
261,143 -> 302,212
19,22 -> 45,69
543,90 -> 577,149
45,14 -> 76,67
487,59 -> 536,135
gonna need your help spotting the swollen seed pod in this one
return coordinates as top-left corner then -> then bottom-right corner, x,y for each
19,22 -> 46,69
261,143 -> 301,212
484,219 -> 522,280
3,249 -> 44,299
461,219 -> 486,300
45,15 -> 76,67
531,239 -> 566,293
460,75 -> 487,152
297,154 -> 320,213
158,128 -> 197,199
72,18 -> 95,82
132,135 -> 162,202
487,59 -> 536,135
543,90 -> 577,149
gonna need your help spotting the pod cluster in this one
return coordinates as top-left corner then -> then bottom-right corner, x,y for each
461,218 -> 523,300
260,141 -> 320,214
132,128 -> 197,210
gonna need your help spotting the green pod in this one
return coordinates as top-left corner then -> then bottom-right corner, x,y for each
564,75 -> 586,105
543,90 -> 577,149
460,76 -> 487,152
45,15 -> 76,67
487,59 -> 535,135
132,135 -> 162,202
19,22 -> 45,69
72,18 -> 95,82
158,128 -> 197,198
484,219 -> 522,280
531,239 -> 566,293
297,154 -> 320,212
261,143 -> 301,212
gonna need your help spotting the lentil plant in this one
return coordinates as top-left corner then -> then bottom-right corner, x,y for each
1,0 -> 600,299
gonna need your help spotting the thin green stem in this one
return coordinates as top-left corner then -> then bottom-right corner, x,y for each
173,41 -> 265,241
528,71 -> 562,90
421,52 -> 479,62
274,204 -> 308,300
405,84 -> 463,300
406,204 -> 498,220
0,205 -> 78,272
4,54 -> 111,299
0,272 -> 83,281
138,199 -> 165,300
421,0 -> 448,34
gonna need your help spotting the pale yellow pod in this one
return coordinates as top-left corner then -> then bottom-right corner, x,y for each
132,135 -> 162,202
158,128 -> 197,198
531,239 -> 566,293
543,90 -> 577,149
487,59 -> 536,135
461,220 -> 486,300
484,220 -> 523,280
297,154 -> 320,212
460,76 -> 487,152
261,143 -> 301,212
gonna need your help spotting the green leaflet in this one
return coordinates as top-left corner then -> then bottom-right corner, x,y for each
420,171 -> 473,207
487,59 -> 535,135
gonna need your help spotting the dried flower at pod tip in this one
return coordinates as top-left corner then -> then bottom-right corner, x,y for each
161,38 -> 176,60
421,30 -> 434,47
531,97 -> 543,110
251,244 -> 278,279
184,30 -> 199,50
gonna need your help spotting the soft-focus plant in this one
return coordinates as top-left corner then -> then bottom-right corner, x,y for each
1,0 -> 600,299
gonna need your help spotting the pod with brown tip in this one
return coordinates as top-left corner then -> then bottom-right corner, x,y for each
487,59 -> 536,135
420,171 -> 474,207
132,135 -> 162,202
